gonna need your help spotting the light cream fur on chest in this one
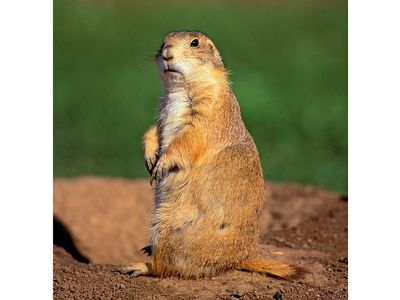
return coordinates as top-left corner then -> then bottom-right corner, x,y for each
159,86 -> 191,153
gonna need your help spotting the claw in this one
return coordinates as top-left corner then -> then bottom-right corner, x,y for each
113,263 -> 150,278
151,166 -> 161,182
145,154 -> 158,175
130,270 -> 143,278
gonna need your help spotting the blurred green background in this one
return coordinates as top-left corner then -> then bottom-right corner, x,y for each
54,0 -> 347,192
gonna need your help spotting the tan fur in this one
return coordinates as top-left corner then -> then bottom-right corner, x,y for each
114,31 -> 303,280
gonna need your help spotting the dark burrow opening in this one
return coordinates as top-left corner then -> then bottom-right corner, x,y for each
53,215 -> 90,264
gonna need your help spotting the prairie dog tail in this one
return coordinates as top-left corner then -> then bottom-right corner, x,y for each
239,258 -> 304,279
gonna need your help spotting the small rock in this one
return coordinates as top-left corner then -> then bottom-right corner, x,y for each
232,289 -> 244,298
339,257 -> 348,264
273,290 -> 282,300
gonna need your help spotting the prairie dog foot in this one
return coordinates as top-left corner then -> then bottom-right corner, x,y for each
113,262 -> 151,278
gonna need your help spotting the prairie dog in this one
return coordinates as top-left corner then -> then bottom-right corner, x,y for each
114,31 -> 302,279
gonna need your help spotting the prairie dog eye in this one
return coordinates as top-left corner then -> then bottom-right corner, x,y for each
190,39 -> 199,47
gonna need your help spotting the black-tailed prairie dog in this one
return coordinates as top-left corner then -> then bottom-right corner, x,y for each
114,31 -> 303,279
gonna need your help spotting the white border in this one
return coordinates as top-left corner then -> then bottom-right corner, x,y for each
0,0 -> 53,299
1,0 -> 400,298
349,0 -> 400,298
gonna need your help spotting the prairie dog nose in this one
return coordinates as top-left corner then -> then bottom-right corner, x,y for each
162,44 -> 174,61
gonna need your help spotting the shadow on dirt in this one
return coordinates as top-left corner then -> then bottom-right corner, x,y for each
53,215 -> 90,263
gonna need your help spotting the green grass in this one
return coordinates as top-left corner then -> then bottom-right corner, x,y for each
54,0 -> 347,192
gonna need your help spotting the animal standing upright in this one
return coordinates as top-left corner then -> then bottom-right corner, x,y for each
114,31 -> 303,279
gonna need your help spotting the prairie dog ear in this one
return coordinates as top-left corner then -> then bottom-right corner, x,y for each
208,41 -> 224,68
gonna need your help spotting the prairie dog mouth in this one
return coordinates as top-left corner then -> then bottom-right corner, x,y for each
164,68 -> 181,74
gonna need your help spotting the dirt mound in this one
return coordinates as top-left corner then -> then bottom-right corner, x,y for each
53,177 -> 347,299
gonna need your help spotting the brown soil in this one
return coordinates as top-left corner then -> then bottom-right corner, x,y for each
53,177 -> 348,299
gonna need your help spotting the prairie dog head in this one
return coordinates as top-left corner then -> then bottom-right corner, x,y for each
155,31 -> 226,87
